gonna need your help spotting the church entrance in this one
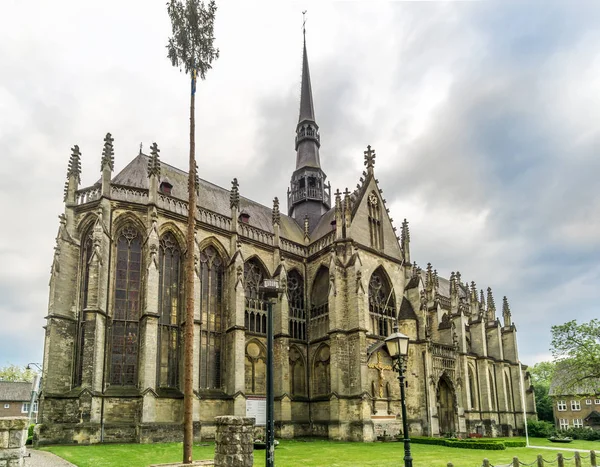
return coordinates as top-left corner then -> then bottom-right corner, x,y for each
437,378 -> 455,435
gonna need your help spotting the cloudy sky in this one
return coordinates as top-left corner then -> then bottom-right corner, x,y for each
1,1 -> 599,370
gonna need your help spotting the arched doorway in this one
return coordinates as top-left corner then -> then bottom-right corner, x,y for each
437,377 -> 456,435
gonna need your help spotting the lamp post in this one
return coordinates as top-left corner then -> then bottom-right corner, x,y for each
258,279 -> 283,467
384,325 -> 413,467
26,363 -> 42,424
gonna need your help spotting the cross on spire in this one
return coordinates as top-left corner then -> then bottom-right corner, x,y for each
364,145 -> 376,170
302,10 -> 307,36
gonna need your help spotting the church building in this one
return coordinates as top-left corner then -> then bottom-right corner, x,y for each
37,33 -> 536,444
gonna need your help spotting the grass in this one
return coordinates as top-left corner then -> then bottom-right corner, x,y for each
41,437 -> 600,467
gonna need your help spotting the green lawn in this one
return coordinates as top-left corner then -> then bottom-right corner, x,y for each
41,438 -> 600,467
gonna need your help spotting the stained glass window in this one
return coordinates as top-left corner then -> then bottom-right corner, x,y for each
74,228 -> 93,386
199,245 -> 224,389
110,225 -> 141,386
310,267 -> 329,340
287,270 -> 305,340
158,232 -> 181,389
244,259 -> 268,335
368,267 -> 395,337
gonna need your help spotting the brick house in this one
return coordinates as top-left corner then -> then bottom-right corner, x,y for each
0,381 -> 37,420
549,365 -> 600,431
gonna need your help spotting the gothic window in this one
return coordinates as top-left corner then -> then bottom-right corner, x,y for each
468,365 -> 478,410
73,227 -> 93,386
157,232 -> 182,389
310,266 -> 329,340
245,340 -> 266,394
287,270 -> 306,340
313,345 -> 331,396
489,370 -> 497,411
289,346 -> 306,397
110,225 -> 142,386
368,191 -> 384,250
368,267 -> 395,337
504,372 -> 513,412
199,245 -> 224,389
244,258 -> 268,335
159,181 -> 173,195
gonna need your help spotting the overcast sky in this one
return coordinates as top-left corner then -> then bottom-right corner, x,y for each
1,1 -> 599,370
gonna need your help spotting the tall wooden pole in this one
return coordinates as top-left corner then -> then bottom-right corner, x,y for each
183,71 -> 197,464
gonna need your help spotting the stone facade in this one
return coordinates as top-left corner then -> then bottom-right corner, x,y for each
38,35 -> 536,445
0,418 -> 28,467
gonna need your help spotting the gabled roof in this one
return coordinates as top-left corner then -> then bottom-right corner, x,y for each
107,153 -> 305,244
549,361 -> 600,396
398,297 -> 417,320
585,410 -> 600,422
0,381 -> 31,402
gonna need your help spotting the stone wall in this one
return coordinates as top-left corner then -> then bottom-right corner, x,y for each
214,416 -> 254,467
0,418 -> 28,467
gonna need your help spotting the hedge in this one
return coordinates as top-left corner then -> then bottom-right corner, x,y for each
410,437 -> 508,450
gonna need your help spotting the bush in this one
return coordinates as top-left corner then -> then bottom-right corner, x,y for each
503,440 -> 527,447
26,424 -> 35,445
410,437 -> 507,450
527,420 -> 555,438
560,427 -> 600,441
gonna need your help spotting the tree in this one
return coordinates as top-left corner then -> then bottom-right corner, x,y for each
551,319 -> 600,394
528,361 -> 555,422
166,1 -> 219,463
0,364 -> 37,382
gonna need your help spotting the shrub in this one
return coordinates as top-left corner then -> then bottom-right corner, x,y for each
560,427 -> 600,441
527,420 -> 555,438
503,440 -> 527,447
410,437 -> 507,450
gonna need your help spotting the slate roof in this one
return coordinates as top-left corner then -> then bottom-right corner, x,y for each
0,381 -> 31,402
108,153 -> 306,244
310,207 -> 335,241
548,361 -> 600,396
398,297 -> 417,320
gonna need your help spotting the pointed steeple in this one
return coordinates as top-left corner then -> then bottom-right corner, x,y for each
288,24 -> 331,230
502,296 -> 512,327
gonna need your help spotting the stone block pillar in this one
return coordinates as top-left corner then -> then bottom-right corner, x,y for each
214,416 -> 254,467
0,418 -> 28,467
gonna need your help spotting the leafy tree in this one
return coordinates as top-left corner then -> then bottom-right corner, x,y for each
0,364 -> 37,382
528,361 -> 555,422
166,1 -> 219,463
551,319 -> 600,393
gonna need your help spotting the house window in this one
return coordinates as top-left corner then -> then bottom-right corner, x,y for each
557,400 -> 567,411
586,399 -> 592,405
571,400 -> 581,411
21,403 -> 37,413
596,399 -> 600,405
3,404 -> 9,409
559,419 -> 569,430
573,419 -> 583,428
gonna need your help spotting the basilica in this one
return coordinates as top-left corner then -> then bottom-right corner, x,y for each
37,34 -> 536,444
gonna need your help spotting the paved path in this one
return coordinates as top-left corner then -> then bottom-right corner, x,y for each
528,444 -> 594,452
23,449 -> 77,467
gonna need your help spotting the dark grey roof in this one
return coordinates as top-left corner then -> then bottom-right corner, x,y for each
110,154 -> 305,244
0,382 -> 31,402
398,297 -> 417,320
310,207 -> 335,242
298,36 -> 316,125
549,361 -> 600,396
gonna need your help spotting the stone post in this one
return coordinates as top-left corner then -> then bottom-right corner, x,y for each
0,418 -> 28,467
591,450 -> 597,467
214,416 -> 254,467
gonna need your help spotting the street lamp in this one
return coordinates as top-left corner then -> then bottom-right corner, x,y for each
258,279 -> 283,467
385,325 -> 413,467
26,363 -> 42,423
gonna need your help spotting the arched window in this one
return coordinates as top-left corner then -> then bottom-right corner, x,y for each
199,245 -> 224,389
110,225 -> 142,386
157,232 -> 182,389
310,266 -> 329,340
489,370 -> 497,411
468,365 -> 478,410
368,191 -> 384,250
244,258 -> 268,335
73,227 -> 93,386
287,270 -> 305,340
289,346 -> 306,396
504,372 -> 513,412
313,344 -> 331,396
245,340 -> 266,394
369,267 -> 395,337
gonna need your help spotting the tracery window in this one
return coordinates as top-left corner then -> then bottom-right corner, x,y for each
313,344 -> 331,396
157,232 -> 182,389
74,227 -> 93,386
368,191 -> 384,250
199,245 -> 224,389
368,267 -> 395,337
245,340 -> 266,394
310,266 -> 329,340
289,346 -> 306,396
244,259 -> 268,335
287,270 -> 306,340
110,225 -> 142,386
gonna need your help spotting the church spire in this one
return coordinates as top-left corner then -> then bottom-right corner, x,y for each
288,17 -> 331,231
